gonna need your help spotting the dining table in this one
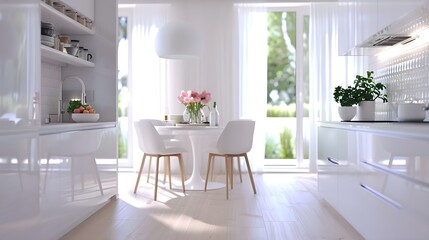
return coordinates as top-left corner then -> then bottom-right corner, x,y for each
155,124 -> 224,190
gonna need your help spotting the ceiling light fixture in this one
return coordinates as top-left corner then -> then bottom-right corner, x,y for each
154,21 -> 202,59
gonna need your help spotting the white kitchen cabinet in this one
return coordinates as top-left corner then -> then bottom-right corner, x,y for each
338,0 -> 425,55
0,1 -> 118,239
0,132 -> 40,240
377,0 -> 425,31
318,122 -> 429,240
318,127 -> 340,208
318,127 -> 358,211
37,125 -> 117,240
0,125 -> 117,240
356,133 -> 429,239
338,0 -> 376,55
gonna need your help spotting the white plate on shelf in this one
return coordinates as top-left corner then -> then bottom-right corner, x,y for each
42,41 -> 55,47
41,35 -> 54,41
71,113 -> 99,122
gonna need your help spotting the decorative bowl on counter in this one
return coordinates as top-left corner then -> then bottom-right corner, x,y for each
71,113 -> 99,123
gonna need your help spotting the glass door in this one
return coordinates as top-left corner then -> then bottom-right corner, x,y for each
265,6 -> 310,171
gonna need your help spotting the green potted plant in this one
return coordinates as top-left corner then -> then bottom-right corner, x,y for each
333,85 -> 359,121
353,71 -> 388,121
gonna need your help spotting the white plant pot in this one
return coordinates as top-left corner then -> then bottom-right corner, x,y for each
338,106 -> 356,121
357,101 -> 375,121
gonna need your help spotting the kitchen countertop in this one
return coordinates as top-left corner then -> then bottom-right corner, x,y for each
40,121 -> 117,135
319,121 -> 429,140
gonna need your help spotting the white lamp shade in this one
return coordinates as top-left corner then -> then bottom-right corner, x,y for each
155,21 -> 202,59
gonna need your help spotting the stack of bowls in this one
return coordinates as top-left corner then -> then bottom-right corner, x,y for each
41,22 -> 55,47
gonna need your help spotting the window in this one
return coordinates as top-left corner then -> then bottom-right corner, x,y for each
118,8 -> 132,168
265,7 -> 309,170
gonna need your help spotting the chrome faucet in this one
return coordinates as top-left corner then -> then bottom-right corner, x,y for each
61,76 -> 87,123
63,76 -> 87,105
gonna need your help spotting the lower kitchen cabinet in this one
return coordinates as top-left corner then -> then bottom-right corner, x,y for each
38,126 -> 118,240
0,125 -> 118,240
318,127 -> 358,212
0,131 -> 40,240
318,127 -> 341,208
318,123 -> 429,240
357,158 -> 429,239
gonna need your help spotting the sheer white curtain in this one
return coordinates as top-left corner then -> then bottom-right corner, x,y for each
124,1 -> 269,173
309,3 -> 366,171
234,4 -> 267,173
166,0 -> 236,123
129,4 -> 169,170
165,2 -> 267,173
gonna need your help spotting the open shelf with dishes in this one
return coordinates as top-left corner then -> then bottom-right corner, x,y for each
40,1 -> 94,35
40,1 -> 95,67
41,44 -> 95,67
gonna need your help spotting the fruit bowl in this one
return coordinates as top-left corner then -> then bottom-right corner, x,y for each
71,113 -> 99,123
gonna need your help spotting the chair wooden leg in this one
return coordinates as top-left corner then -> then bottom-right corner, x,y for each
244,154 -> 256,194
178,154 -> 186,194
154,156 -> 160,201
163,157 -> 167,184
168,156 -> 172,189
225,157 -> 229,200
147,156 -> 152,183
237,156 -> 243,183
204,153 -> 212,191
134,154 -> 146,193
229,156 -> 233,190
210,156 -> 215,181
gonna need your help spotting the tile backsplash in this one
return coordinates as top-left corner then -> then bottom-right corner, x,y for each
370,4 -> 429,120
41,62 -> 61,123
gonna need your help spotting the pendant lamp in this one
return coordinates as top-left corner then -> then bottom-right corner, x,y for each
155,21 -> 202,59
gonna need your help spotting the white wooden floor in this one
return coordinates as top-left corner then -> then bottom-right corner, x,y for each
61,172 -> 364,240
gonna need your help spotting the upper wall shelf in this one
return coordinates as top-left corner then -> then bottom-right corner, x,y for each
40,2 -> 94,35
41,45 -> 95,67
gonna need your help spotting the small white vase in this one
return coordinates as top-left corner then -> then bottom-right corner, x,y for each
338,106 -> 356,121
357,101 -> 375,121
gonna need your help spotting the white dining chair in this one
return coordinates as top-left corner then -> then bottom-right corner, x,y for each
144,119 -> 185,184
134,119 -> 186,201
204,120 -> 257,199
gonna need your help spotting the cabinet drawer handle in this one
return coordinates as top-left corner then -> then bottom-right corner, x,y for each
327,157 -> 339,165
360,183 -> 402,210
362,161 -> 429,189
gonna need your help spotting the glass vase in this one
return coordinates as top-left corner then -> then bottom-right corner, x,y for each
188,108 -> 202,124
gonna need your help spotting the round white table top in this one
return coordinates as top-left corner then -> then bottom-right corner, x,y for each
156,125 -> 223,135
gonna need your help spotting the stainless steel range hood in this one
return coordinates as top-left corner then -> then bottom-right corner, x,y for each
359,35 -> 416,47
345,2 -> 428,55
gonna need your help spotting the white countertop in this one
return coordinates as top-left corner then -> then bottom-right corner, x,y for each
319,121 -> 429,140
40,121 -> 116,135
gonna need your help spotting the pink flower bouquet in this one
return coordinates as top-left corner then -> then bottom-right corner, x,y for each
178,90 -> 211,123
